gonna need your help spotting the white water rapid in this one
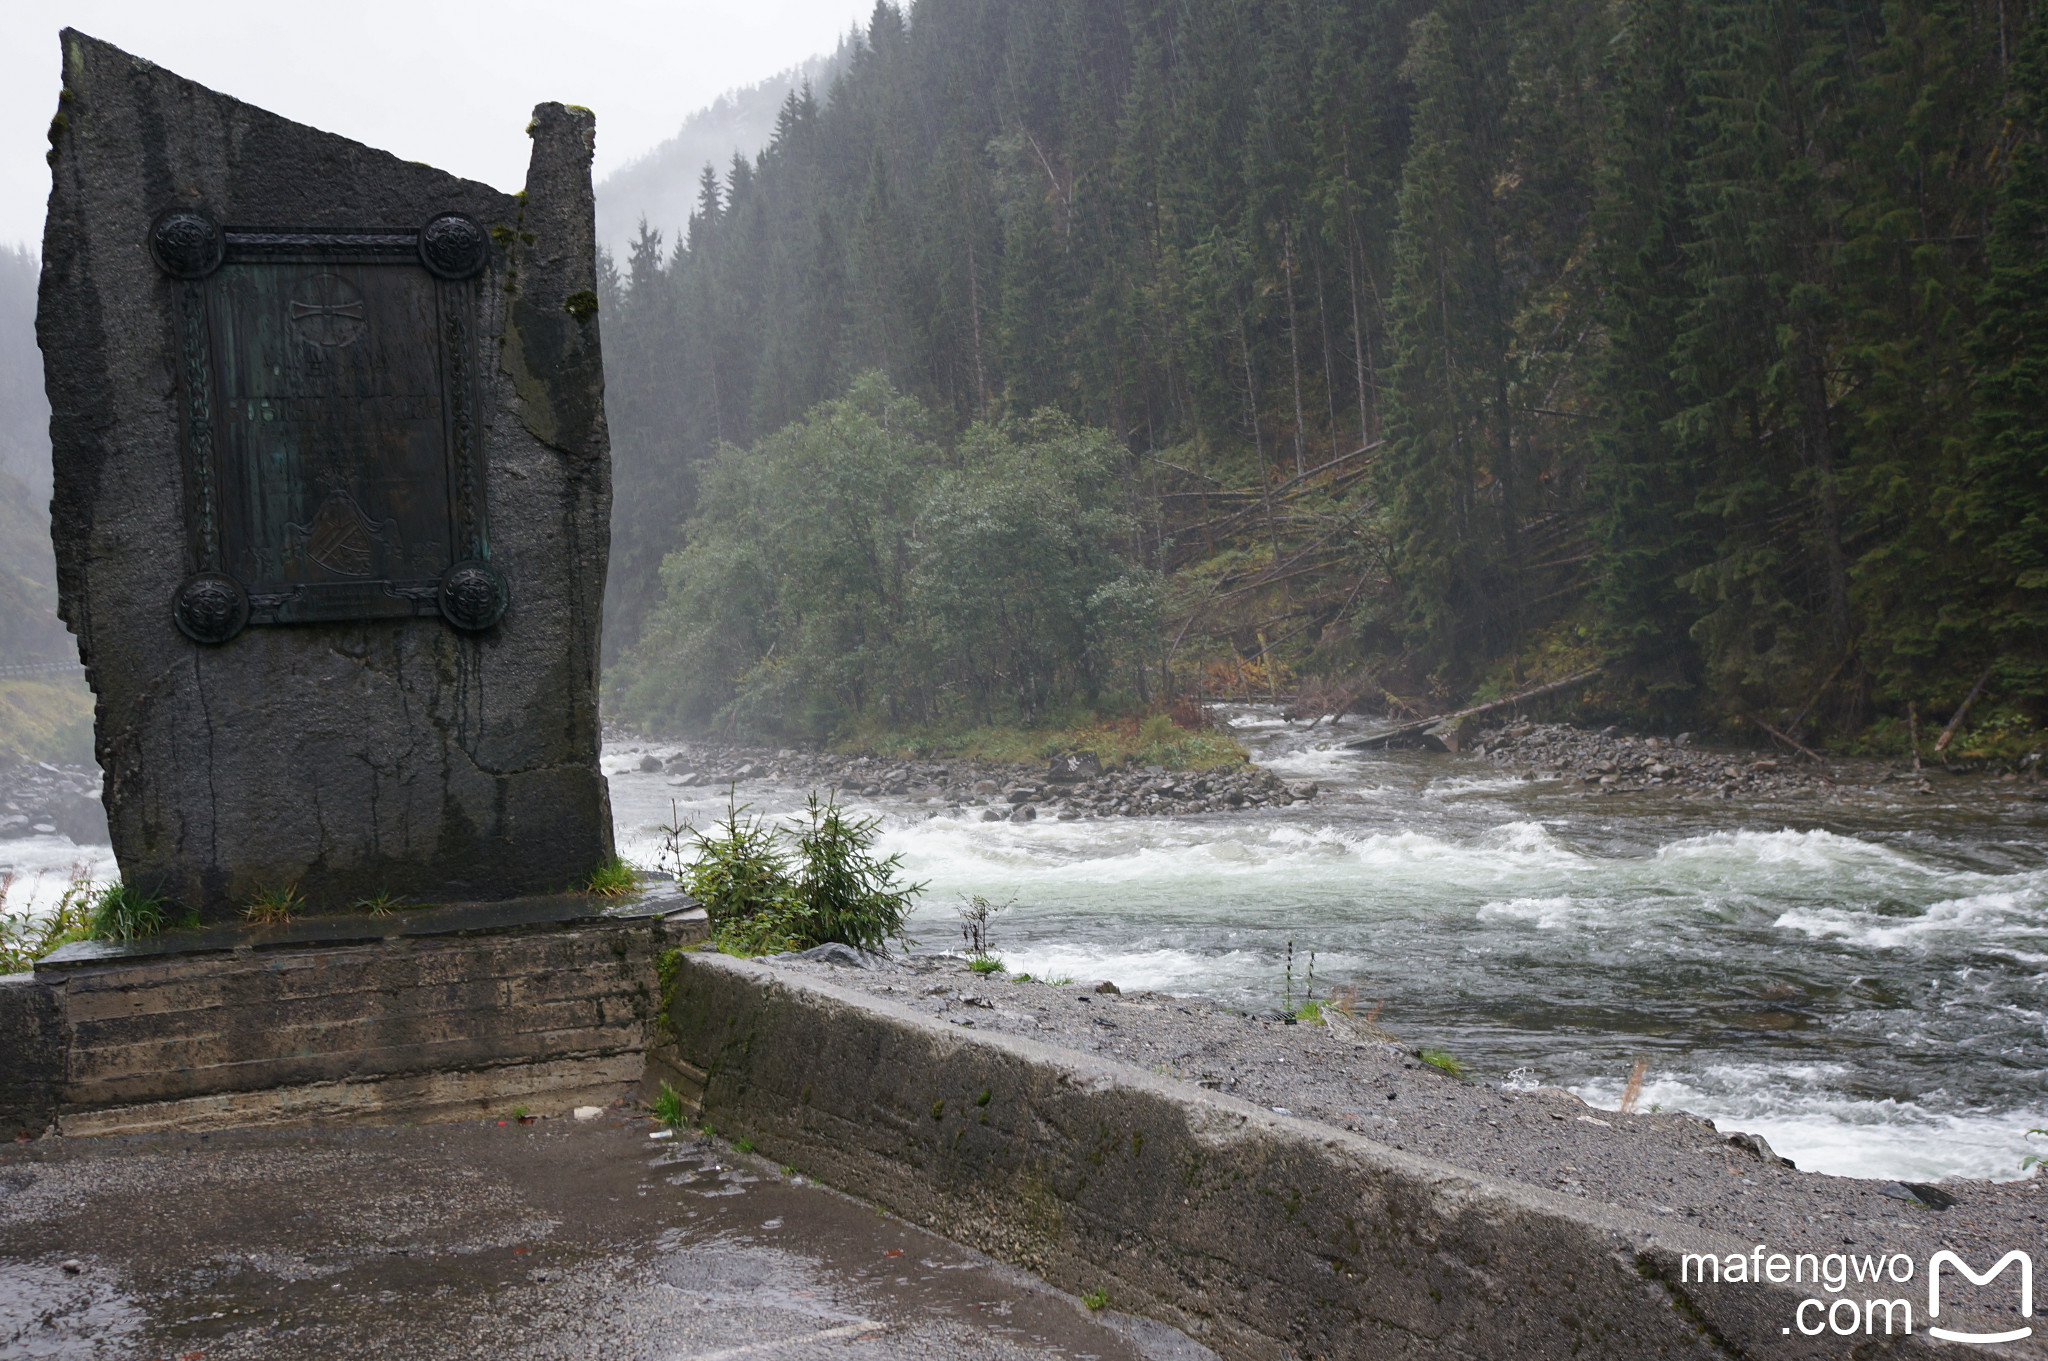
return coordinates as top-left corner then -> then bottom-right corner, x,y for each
610,707 -> 2048,1185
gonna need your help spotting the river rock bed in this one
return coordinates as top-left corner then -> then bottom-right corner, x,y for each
1467,720 -> 2047,802
759,949 -> 2048,1271
0,756 -> 106,846
609,739 -> 1317,820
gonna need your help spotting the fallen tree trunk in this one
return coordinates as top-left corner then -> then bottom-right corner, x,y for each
1345,668 -> 1603,750
1751,718 -> 1833,781
1934,662 -> 1997,755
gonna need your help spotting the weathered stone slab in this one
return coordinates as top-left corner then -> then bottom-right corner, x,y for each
38,31 -> 613,915
0,974 -> 61,1138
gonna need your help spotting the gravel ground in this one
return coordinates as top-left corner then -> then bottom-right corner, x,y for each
763,949 -> 2048,1270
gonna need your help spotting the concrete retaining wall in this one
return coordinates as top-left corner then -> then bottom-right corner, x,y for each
665,952 -> 1952,1361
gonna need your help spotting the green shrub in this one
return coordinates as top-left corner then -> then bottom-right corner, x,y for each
0,869 -> 95,972
685,792 -> 922,957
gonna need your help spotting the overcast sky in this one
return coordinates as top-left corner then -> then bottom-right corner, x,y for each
0,0 -> 864,250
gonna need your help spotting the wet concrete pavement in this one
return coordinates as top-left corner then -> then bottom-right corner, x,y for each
0,1117 -> 1210,1361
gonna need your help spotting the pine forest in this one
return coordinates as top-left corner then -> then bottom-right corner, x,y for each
601,0 -> 2048,761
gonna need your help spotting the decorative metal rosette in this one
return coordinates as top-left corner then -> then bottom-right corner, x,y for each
437,559 -> 508,631
417,212 -> 489,280
173,572 -> 249,644
149,211 -> 224,279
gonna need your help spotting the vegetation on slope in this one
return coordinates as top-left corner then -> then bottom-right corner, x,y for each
603,0 -> 2048,757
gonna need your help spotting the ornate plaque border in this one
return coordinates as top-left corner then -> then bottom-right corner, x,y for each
156,212 -> 504,642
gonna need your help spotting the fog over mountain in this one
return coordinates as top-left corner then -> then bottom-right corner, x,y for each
595,43 -> 851,261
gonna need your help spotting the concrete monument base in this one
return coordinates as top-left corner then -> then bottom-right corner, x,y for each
0,885 -> 701,1140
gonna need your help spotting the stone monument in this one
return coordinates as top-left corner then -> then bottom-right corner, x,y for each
38,31 -> 615,917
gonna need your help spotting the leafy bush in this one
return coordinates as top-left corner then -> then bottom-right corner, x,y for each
684,792 -> 923,957
0,869 -> 94,972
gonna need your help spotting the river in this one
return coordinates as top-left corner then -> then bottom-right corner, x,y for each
610,706 -> 2048,1187
9,706 -> 2042,1186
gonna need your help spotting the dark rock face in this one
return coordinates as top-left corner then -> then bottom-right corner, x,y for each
37,32 -> 613,915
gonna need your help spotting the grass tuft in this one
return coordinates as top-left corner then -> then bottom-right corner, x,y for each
968,955 -> 1004,975
585,855 -> 640,897
243,883 -> 303,926
833,707 -> 1248,773
90,882 -> 166,942
1082,1288 -> 1109,1311
354,890 -> 407,917
1617,1055 -> 1650,1115
1418,1047 -> 1466,1079
650,1080 -> 687,1130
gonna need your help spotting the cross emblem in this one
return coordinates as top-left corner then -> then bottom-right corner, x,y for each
288,272 -> 367,346
291,299 -> 364,321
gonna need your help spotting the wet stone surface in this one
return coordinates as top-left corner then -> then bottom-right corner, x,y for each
0,1118 -> 1207,1360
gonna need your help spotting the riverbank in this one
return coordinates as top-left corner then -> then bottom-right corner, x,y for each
748,946 -> 2047,1285
1463,719 -> 2048,804
607,737 -> 1320,820
0,754 -> 104,846
672,948 -> 2048,1357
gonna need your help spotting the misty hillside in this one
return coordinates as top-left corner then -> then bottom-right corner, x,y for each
598,0 -> 2048,757
595,44 -> 852,260
0,243 -> 65,666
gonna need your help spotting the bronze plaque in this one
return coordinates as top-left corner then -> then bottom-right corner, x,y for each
153,212 -> 507,642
